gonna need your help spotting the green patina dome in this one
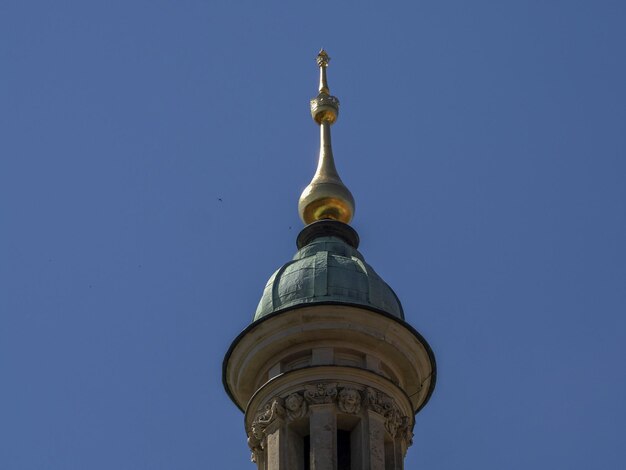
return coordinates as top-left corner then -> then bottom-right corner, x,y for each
254,231 -> 404,321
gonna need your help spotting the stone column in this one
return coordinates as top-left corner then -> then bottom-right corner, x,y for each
309,404 -> 337,470
385,439 -> 404,470
265,419 -> 303,470
351,410 -> 386,470
367,410 -> 387,470
265,420 -> 284,469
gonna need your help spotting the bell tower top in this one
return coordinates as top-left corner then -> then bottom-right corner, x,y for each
223,50 -> 436,470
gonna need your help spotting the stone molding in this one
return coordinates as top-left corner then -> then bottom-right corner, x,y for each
246,382 -> 412,462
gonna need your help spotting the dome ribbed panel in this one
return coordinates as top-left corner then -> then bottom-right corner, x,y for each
253,236 -> 404,321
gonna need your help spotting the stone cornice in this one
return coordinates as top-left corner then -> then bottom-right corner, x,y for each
224,304 -> 436,414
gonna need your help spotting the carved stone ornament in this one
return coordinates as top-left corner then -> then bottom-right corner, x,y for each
247,434 -> 263,463
364,387 -> 410,438
247,397 -> 285,462
255,397 -> 285,428
304,382 -> 338,404
365,387 -> 391,414
246,383 -> 414,462
384,408 -> 403,437
397,416 -> 414,446
284,392 -> 308,421
338,387 -> 362,414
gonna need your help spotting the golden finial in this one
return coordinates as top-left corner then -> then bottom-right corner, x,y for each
298,50 -> 355,225
317,49 -> 330,95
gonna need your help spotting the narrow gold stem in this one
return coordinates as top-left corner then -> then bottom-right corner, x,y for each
319,66 -> 329,95
315,121 -> 340,179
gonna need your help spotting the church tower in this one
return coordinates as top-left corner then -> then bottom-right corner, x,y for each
223,51 -> 436,470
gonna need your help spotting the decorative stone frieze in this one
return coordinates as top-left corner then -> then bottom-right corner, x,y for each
246,382 -> 413,460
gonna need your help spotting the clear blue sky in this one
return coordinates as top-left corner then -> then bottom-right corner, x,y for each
2,1 -> 625,469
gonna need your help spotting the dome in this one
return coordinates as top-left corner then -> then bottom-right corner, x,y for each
254,232 -> 404,321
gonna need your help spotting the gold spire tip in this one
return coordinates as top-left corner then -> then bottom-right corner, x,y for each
298,50 -> 355,226
316,49 -> 331,96
316,49 -> 330,68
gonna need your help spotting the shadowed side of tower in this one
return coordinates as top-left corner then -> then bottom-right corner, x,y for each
223,50 -> 436,470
